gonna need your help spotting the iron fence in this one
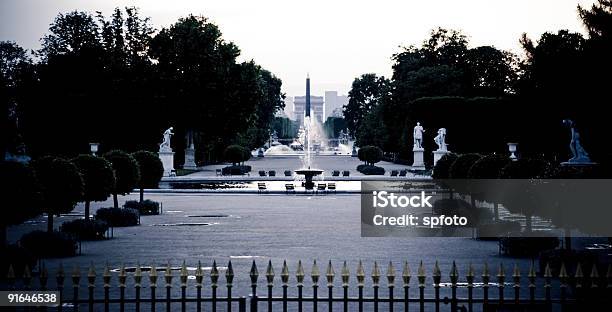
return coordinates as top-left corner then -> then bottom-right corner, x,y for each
4,259 -> 612,311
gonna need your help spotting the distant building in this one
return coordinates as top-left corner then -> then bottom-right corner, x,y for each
294,95 -> 324,125
324,91 -> 349,121
283,96 -> 294,119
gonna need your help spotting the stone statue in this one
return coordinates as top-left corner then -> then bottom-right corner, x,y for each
159,127 -> 174,152
413,122 -> 425,149
434,128 -> 447,151
563,119 -> 591,163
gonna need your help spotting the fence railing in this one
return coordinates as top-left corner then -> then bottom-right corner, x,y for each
5,259 -> 612,311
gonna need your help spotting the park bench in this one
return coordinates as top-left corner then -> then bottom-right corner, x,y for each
332,170 -> 340,176
268,170 -> 276,177
342,170 -> 350,177
316,183 -> 327,194
259,170 -> 266,177
258,182 -> 267,193
327,182 -> 336,193
285,184 -> 295,193
284,170 -> 292,176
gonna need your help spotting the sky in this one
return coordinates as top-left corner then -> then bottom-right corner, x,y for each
0,0 -> 597,97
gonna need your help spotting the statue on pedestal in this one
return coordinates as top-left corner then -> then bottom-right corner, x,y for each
563,119 -> 592,164
413,122 -> 425,149
434,128 -> 447,152
159,127 -> 174,152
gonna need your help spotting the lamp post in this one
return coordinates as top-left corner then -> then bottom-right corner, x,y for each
90,143 -> 99,156
507,143 -> 518,161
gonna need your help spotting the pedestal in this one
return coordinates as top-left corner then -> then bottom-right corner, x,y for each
433,150 -> 449,167
183,147 -> 197,170
411,147 -> 426,170
158,151 -> 175,177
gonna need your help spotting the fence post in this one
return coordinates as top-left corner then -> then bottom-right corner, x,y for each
373,261 -> 381,312
296,261 -> 305,312
180,262 -> 188,312
387,262 -> 396,312
281,261 -> 289,312
103,264 -> 111,312
543,263 -> 552,306
326,260 -> 335,312
239,296 -> 247,312
211,260 -> 220,312
227,261 -> 235,312
72,265 -> 81,312
449,261 -> 458,312
417,261 -> 426,312
265,260 -> 274,312
87,264 -> 96,311
482,263 -> 490,308
402,261 -> 411,312
432,261 -> 441,312
312,260 -> 320,312
57,263 -> 65,312
466,264 -> 474,312
164,262 -> 173,312
195,261 -> 203,312
150,264 -> 158,312
6,264 -> 15,290
342,261 -> 350,312
134,263 -> 142,312
119,264 -> 127,312
512,264 -> 521,305
250,260 -> 259,312
497,263 -> 505,305
40,264 -> 49,291
528,262 -> 536,304
559,263 -> 568,307
357,261 -> 365,312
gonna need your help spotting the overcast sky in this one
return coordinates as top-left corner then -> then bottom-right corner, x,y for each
0,0 -> 596,97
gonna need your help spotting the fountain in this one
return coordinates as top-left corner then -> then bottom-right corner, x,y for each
294,75 -> 324,189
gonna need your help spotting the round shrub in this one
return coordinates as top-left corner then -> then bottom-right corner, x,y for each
60,219 -> 109,240
72,155 -> 115,218
356,164 -> 385,175
132,150 -> 164,202
124,200 -> 160,215
224,145 -> 250,166
33,156 -> 84,232
468,154 -> 511,179
449,154 -> 482,179
432,153 -> 458,179
357,146 -> 383,166
20,231 -> 77,258
95,207 -> 139,227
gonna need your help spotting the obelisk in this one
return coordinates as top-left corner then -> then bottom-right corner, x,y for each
305,74 -> 311,118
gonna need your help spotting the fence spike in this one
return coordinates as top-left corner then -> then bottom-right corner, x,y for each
281,260 -> 289,285
226,260 -> 234,286
326,260 -> 335,286
607,263 -> 612,288
387,261 -> 396,286
590,264 -> 599,288
497,263 -> 505,286
342,261 -> 350,286
450,261 -> 458,285
150,264 -> 158,287
466,263 -> 474,285
402,261 -> 411,286
196,261 -> 204,286
134,262 -> 142,286
164,261 -> 173,286
40,264 -> 49,288
118,263 -> 127,286
528,261 -> 536,286
103,263 -> 112,287
559,262 -> 568,284
265,260 -> 274,286
56,263 -> 65,287
87,262 -> 96,287
211,260 -> 219,286
311,260 -> 320,284
482,262 -> 490,285
296,260 -> 305,285
23,264 -> 32,287
180,261 -> 188,286
575,262 -> 583,288
513,263 -> 521,286
356,260 -> 365,286
432,261 -> 441,285
72,264 -> 81,287
372,261 -> 381,286
249,260 -> 258,286
417,260 -> 426,286
544,263 -> 552,279
7,264 -> 15,286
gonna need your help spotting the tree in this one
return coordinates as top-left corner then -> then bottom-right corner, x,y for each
343,74 -> 391,137
104,150 -> 140,208
224,145 -> 249,166
33,156 -> 83,232
468,154 -> 511,220
1,161 -> 41,245
132,150 -> 164,202
357,146 -> 383,166
72,155 -> 115,219
432,153 -> 458,179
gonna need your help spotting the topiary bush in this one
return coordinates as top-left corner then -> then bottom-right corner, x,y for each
224,145 -> 250,166
95,208 -> 139,227
432,153 -> 458,179
72,155 -> 115,219
124,200 -> 160,215
20,231 -> 77,258
357,164 -> 386,175
132,150 -> 164,202
357,146 -> 383,166
104,150 -> 140,208
449,153 -> 483,179
60,219 -> 109,240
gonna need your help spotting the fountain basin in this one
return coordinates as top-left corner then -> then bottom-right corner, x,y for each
294,168 -> 324,190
